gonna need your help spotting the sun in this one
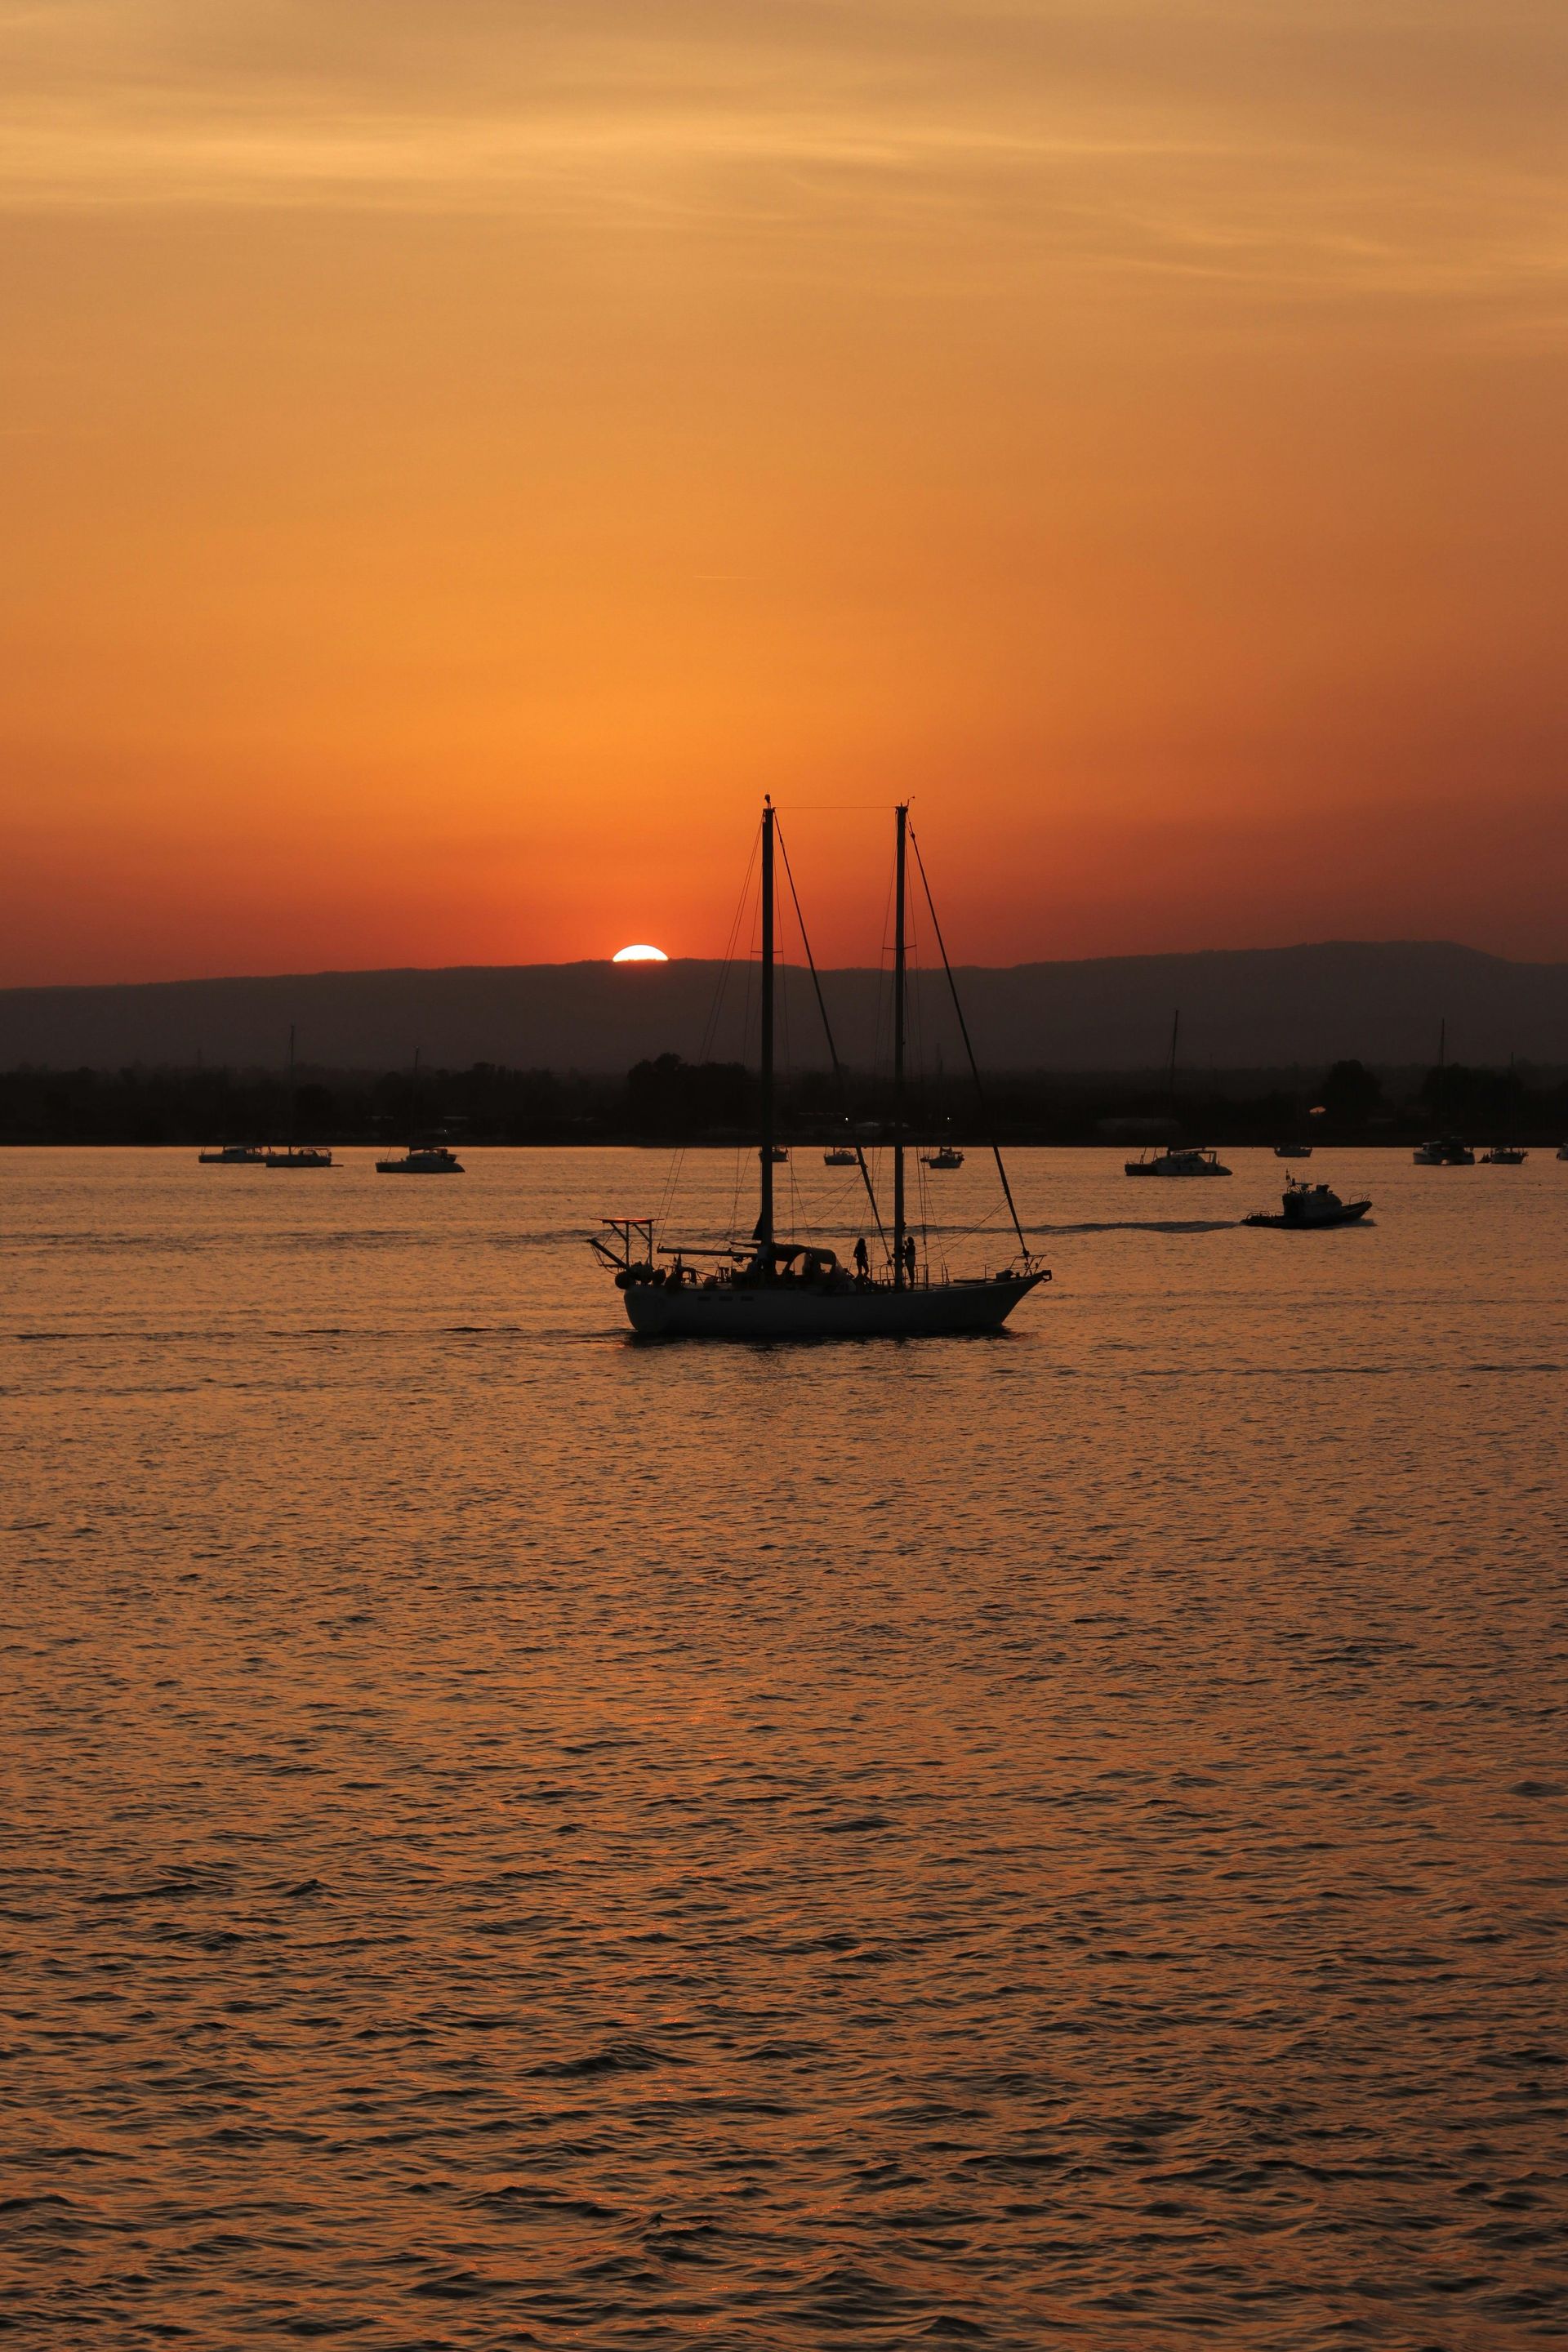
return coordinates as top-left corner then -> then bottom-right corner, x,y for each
612,943 -> 669,963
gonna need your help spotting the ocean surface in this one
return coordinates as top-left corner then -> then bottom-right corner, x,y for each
3,1146 -> 1566,2350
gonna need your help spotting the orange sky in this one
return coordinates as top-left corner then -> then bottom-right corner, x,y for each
2,0 -> 1565,985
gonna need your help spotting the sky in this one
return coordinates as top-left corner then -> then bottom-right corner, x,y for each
2,0 -> 1565,984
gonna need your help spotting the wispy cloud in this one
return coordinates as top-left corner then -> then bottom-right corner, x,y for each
0,0 -> 1562,322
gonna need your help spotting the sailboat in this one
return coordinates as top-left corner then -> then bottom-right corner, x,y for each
265,1027 -> 335,1168
1481,1057 -> 1526,1161
1125,1013 -> 1231,1176
376,1050 -> 465,1173
1412,1018 -> 1473,1164
590,801 -> 1048,1339
198,1141 -> 266,1165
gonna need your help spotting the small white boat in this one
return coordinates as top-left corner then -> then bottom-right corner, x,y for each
1125,1146 -> 1232,1178
922,1144 -> 964,1169
198,1143 -> 265,1165
1245,1178 -> 1371,1230
376,1143 -> 464,1174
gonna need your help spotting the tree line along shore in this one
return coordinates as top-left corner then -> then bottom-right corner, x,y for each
2,1054 -> 1566,1149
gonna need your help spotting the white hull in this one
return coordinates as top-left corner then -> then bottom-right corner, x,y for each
621,1271 -> 1046,1339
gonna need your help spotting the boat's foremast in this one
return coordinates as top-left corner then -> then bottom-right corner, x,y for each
759,796 -> 775,1256
893,801 -> 907,1289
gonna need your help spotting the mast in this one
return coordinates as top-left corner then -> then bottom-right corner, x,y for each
1167,1008 -> 1180,1122
893,802 -> 907,1287
1437,1016 -> 1446,1129
287,1022 -> 296,1152
759,798 -> 775,1254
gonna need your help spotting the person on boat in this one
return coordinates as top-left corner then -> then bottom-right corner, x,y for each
902,1234 -> 917,1283
853,1236 -> 869,1280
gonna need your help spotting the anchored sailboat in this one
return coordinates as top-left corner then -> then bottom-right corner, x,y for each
590,801 -> 1048,1339
376,1049 -> 466,1173
265,1026 -> 334,1169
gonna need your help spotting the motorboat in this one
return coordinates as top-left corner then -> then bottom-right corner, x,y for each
376,1143 -> 464,1174
198,1143 -> 265,1165
1559,1144 -> 1568,1161
822,1146 -> 858,1166
1125,1146 -> 1232,1177
923,1144 -> 964,1169
1245,1178 -> 1371,1230
1480,1145 -> 1526,1165
769,1145 -> 789,1163
1273,1143 -> 1312,1160
591,801 -> 1048,1339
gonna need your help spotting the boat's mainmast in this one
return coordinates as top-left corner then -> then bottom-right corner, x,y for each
893,802 -> 907,1287
1437,1015 -> 1446,1129
759,797 -> 775,1253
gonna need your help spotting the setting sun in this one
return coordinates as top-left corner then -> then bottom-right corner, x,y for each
612,945 -> 669,964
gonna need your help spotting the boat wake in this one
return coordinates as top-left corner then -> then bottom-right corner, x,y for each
1034,1218 -> 1236,1236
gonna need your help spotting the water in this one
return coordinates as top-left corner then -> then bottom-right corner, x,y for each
3,1147 -> 1566,2348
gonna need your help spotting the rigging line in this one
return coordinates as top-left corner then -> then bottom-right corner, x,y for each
661,827 -> 760,1236
907,821 -> 1031,1263
773,813 -> 887,1249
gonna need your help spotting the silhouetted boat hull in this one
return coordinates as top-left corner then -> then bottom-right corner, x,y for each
376,1145 -> 464,1174
1245,1197 -> 1370,1230
620,1269 -> 1046,1339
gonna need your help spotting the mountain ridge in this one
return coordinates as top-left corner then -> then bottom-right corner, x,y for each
4,941 -> 1564,1072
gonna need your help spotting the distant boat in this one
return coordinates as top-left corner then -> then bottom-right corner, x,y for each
1124,1010 -> 1228,1175
375,1051 -> 463,1173
1245,1178 -> 1371,1231
591,800 -> 1048,1338
1559,1143 -> 1568,1161
1273,1143 -> 1312,1160
376,1143 -> 464,1175
1486,1054 -> 1532,1161
1126,1145 -> 1231,1178
198,1142 -> 265,1165
822,1145 -> 858,1166
265,1024 -> 334,1167
768,1145 -> 789,1163
1414,1019 -> 1471,1165
922,1144 -> 964,1169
